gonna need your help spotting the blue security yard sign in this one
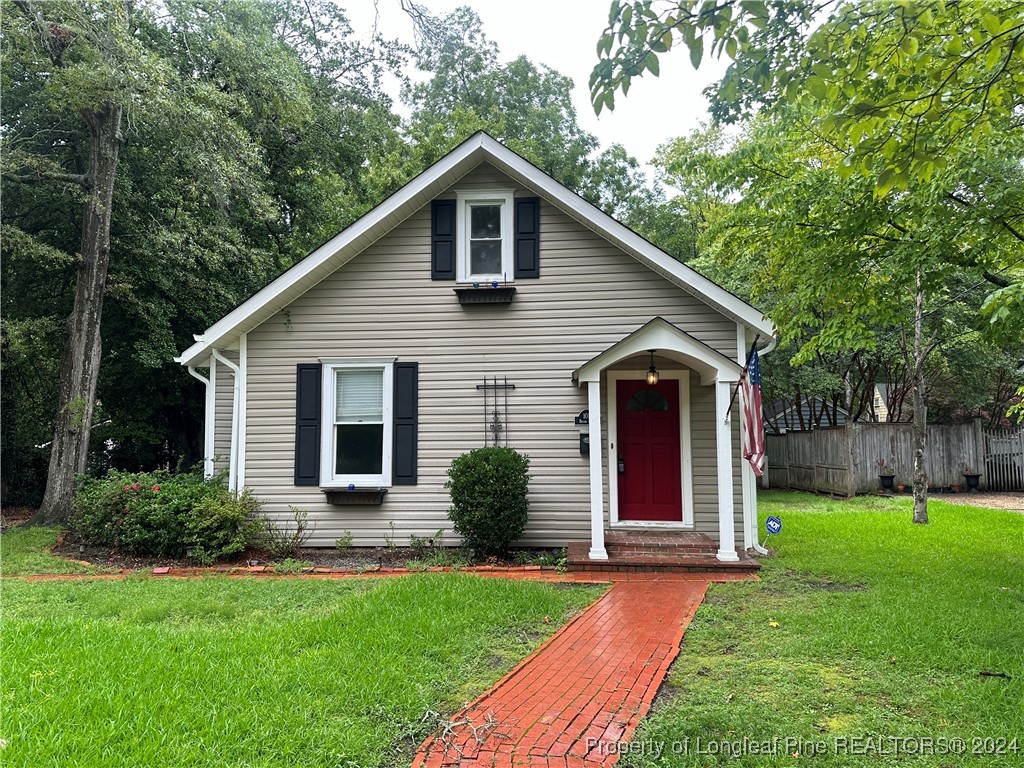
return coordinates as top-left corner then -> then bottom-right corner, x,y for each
765,516 -> 783,536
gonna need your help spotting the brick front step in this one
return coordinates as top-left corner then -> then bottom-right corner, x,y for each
566,537 -> 760,574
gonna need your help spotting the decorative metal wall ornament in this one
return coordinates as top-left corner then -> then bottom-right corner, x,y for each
476,376 -> 515,447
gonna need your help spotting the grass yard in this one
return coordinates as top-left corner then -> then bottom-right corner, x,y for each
0,572 -> 603,767
0,526 -> 100,576
622,492 -> 1023,767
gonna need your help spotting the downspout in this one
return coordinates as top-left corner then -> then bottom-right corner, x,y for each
211,349 -> 240,493
186,364 -> 215,479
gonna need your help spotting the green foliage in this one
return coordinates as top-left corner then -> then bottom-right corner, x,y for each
594,0 -> 1024,386
445,447 -> 531,557
271,557 -> 313,575
653,103 -> 1024,424
1,0 -> 406,498
71,470 -> 262,563
383,6 -> 659,225
254,505 -> 313,560
409,528 -> 445,556
335,531 -> 354,552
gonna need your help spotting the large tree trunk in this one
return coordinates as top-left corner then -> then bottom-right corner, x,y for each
35,102 -> 122,524
911,268 -> 929,525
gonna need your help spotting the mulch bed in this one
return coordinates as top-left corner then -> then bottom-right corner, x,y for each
0,505 -> 37,532
48,527 -> 559,573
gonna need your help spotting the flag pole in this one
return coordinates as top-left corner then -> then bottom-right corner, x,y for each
726,333 -> 761,419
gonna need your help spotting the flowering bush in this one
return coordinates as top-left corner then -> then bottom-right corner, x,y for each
71,470 -> 263,563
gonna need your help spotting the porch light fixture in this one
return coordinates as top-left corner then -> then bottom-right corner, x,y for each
646,349 -> 659,386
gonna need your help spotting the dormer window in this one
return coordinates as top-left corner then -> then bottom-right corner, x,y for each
456,190 -> 514,283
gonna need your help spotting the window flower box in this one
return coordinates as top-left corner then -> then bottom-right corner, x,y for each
322,488 -> 388,505
454,286 -> 516,305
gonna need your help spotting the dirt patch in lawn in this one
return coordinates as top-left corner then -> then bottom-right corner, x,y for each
1,506 -> 37,531
944,492 -> 1024,512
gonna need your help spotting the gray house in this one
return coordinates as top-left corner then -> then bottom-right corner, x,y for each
176,133 -> 776,563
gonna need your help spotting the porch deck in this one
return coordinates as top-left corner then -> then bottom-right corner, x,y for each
566,530 -> 760,574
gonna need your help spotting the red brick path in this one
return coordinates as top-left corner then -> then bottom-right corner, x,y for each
412,579 -> 711,767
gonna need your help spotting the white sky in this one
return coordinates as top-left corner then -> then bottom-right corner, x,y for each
346,0 -> 730,170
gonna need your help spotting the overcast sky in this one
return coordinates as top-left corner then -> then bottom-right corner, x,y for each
346,0 -> 730,171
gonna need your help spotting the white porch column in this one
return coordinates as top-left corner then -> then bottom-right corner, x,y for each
715,379 -> 739,561
587,380 -> 608,560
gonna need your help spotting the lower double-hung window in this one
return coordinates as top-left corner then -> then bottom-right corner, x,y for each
321,362 -> 393,486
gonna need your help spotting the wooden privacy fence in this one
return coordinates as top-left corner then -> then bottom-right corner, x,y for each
984,426 -> 1024,491
763,419 -> 1023,495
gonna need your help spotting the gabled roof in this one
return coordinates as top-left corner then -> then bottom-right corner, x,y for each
177,132 -> 775,367
574,317 -> 744,385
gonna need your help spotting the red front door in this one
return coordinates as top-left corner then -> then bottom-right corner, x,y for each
616,379 -> 682,521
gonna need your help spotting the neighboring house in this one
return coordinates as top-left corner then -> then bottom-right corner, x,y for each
871,383 -> 892,422
764,397 -> 850,435
176,133 -> 776,563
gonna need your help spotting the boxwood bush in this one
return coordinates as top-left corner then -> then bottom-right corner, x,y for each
445,447 -> 530,557
71,470 -> 262,563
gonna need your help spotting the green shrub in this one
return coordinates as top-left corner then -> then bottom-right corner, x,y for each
71,470 -> 262,563
255,506 -> 313,559
445,447 -> 530,557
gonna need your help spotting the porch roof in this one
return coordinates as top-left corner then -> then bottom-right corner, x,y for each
573,317 -> 743,385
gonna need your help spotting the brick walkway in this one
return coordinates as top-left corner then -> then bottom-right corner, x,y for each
412,579 -> 712,767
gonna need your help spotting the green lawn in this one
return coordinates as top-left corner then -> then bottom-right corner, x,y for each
0,526 -> 99,576
622,492 -> 1023,767
1,573 -> 603,767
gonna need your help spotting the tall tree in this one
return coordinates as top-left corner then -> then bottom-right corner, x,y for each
591,0 -> 1024,521
387,4 -> 660,225
1,0 -> 403,514
4,0 -> 156,523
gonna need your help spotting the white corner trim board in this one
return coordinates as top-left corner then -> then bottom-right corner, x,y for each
587,380 -> 608,560
715,379 -> 739,562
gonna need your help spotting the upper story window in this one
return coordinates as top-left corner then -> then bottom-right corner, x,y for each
456,190 -> 514,283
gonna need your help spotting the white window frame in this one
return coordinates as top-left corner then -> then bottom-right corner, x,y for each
455,190 -> 514,283
319,359 -> 394,487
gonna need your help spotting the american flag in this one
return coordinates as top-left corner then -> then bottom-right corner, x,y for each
741,342 -> 766,477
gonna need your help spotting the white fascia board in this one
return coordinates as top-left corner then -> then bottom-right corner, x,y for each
474,134 -> 776,339
177,134 -> 490,367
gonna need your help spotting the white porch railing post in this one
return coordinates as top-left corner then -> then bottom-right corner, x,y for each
588,379 -> 608,560
716,379 -> 739,562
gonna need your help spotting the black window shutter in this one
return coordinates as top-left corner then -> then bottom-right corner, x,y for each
431,200 -> 456,280
514,197 -> 540,278
392,362 -> 418,485
294,363 -> 322,486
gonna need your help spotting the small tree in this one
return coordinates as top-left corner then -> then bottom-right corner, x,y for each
445,447 -> 530,558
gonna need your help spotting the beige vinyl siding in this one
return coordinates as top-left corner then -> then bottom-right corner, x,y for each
243,162 -> 744,548
212,351 -> 238,476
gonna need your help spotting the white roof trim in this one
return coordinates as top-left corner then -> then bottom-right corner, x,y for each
178,132 -> 774,367
574,317 -> 743,385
